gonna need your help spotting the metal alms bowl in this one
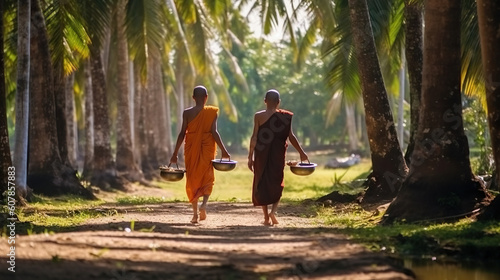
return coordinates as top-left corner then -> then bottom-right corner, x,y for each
211,158 -> 237,171
290,162 -> 317,176
159,164 -> 186,182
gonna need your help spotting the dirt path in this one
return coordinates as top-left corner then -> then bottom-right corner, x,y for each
1,196 -> 416,280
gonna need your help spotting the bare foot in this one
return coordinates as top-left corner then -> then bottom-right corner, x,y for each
191,215 -> 198,224
269,212 -> 279,225
262,220 -> 271,226
199,206 -> 207,221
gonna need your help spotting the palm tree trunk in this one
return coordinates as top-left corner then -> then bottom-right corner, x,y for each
82,59 -> 93,178
476,0 -> 500,220
165,88 -> 173,154
53,60 -> 70,167
133,62 -> 143,169
348,0 -> 408,203
28,0 -> 93,198
383,0 -> 489,223
89,44 -> 126,190
141,56 -> 161,178
397,50 -> 406,148
152,59 -> 169,164
0,0 -> 12,202
65,73 -> 78,168
345,103 -> 359,152
13,0 -> 31,200
137,65 -> 156,179
403,1 -> 423,164
115,0 -> 143,182
175,56 -> 185,162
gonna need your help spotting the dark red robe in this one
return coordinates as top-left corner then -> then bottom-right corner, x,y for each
252,110 -> 293,206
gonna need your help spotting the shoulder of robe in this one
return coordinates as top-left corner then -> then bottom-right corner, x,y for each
278,109 -> 293,116
205,106 -> 219,113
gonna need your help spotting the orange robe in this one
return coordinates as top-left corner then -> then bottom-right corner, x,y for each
252,110 -> 293,206
184,106 -> 218,202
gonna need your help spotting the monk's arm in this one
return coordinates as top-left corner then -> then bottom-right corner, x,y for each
170,111 -> 188,163
211,115 -> 230,159
247,114 -> 259,171
288,124 -> 309,162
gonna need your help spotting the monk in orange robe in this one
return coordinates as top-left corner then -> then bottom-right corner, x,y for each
248,89 -> 308,225
170,85 -> 230,223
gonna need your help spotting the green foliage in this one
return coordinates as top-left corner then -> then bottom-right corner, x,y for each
44,0 -> 90,74
218,38 -> 343,149
463,98 -> 494,175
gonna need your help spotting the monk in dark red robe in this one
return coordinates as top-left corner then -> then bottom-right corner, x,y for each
248,89 -> 308,225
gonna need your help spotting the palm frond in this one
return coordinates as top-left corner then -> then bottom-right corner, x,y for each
208,61 -> 238,122
294,17 -> 319,69
164,0 -> 195,74
77,0 -> 113,49
461,0 -> 485,106
126,0 -> 165,81
221,46 -> 250,94
44,0 -> 90,75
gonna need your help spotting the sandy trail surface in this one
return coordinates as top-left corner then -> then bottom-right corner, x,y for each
1,193 -> 414,280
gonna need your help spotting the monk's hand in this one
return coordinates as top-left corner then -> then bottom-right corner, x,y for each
248,158 -> 254,172
300,152 -> 309,163
222,150 -> 230,159
170,154 -> 178,164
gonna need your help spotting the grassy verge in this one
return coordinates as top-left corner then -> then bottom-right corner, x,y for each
1,195 -> 113,235
316,204 -> 500,261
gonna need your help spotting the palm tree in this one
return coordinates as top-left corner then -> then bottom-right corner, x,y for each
13,0 -> 31,200
115,0 -> 143,182
44,0 -> 89,168
65,72 -> 77,167
0,0 -> 12,202
124,0 -> 167,178
476,0 -> 500,220
402,0 -> 423,164
78,0 -> 129,189
82,59 -> 94,178
347,0 -> 408,203
27,0 -> 93,198
383,0 -> 489,223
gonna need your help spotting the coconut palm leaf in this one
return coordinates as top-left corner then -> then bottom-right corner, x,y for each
77,0 -> 113,49
44,0 -> 90,75
126,0 -> 165,82
164,0 -> 195,75
2,0 -> 18,98
461,0 -> 485,106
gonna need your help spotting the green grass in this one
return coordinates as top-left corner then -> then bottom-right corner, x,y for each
115,196 -> 181,205
155,158 -> 372,203
316,205 -> 500,259
0,195 -> 114,235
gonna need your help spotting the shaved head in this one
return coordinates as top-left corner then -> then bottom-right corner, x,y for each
265,89 -> 280,104
193,85 -> 208,98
